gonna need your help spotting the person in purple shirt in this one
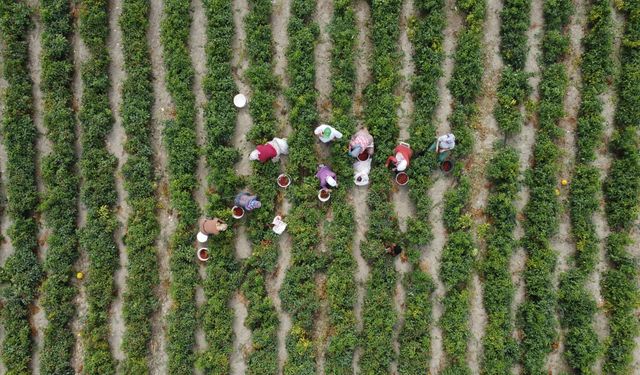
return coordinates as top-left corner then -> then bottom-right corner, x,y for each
315,164 -> 337,189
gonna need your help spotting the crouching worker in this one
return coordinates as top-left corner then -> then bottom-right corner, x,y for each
385,243 -> 403,257
386,142 -> 413,172
314,124 -> 343,143
235,192 -> 262,211
316,164 -> 337,189
249,137 -> 289,163
348,128 -> 374,158
196,218 -> 228,243
428,133 -> 455,162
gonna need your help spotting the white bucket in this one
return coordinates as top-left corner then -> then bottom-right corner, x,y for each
277,174 -> 291,188
231,206 -> 245,219
318,189 -> 331,202
197,248 -> 209,262
233,94 -> 247,108
196,231 -> 209,243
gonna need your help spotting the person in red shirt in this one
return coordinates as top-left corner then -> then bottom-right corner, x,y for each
386,142 -> 413,172
249,137 -> 288,163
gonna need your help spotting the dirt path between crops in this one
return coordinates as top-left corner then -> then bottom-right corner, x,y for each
547,0 -> 586,371
24,2 -> 49,372
312,0 -> 333,370
423,0 -> 462,372
188,0 -> 209,365
0,43 -> 8,374
389,0 -> 416,372
351,1 -> 373,372
465,0 -> 504,370
105,0 -> 129,367
71,9 -> 91,371
148,0 -> 175,372
509,0 -> 543,368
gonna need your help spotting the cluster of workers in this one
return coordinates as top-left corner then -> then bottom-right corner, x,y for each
195,125 -> 456,259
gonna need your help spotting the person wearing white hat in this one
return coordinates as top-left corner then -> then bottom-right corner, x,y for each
316,164 -> 338,189
196,218 -> 228,243
314,124 -> 343,143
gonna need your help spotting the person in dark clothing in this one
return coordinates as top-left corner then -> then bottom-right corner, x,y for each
385,243 -> 402,257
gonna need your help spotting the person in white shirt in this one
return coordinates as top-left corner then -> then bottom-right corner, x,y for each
314,124 -> 343,143
429,133 -> 455,162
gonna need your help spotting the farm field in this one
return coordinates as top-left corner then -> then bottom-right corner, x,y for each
0,0 -> 639,373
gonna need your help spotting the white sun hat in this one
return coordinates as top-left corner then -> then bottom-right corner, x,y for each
197,231 -> 209,243
234,93 -> 247,108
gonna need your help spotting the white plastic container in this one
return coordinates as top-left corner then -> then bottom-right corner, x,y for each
233,94 -> 247,108
231,206 -> 245,219
318,189 -> 331,202
197,247 -> 209,262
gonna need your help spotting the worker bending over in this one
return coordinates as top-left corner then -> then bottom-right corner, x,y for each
235,192 -> 262,211
386,142 -> 413,172
197,218 -> 227,243
314,124 -> 343,143
428,133 -> 455,162
316,164 -> 337,189
349,128 -> 374,158
249,137 -> 289,163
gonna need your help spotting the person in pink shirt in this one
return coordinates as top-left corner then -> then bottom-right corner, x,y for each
315,164 -> 337,189
348,128 -> 374,158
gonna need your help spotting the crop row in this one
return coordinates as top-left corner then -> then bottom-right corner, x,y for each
159,0 -> 200,372
197,0 -> 242,373
558,0 -> 613,371
37,1 -> 80,373
517,0 -> 572,370
480,0 -> 531,370
77,0 -> 120,372
241,0 -> 279,371
438,0 -> 485,371
0,3 -> 44,373
358,0 -> 403,372
324,0 -> 358,372
397,0 -> 445,371
601,0 -> 640,371
118,0 -> 160,372
280,0 -> 327,372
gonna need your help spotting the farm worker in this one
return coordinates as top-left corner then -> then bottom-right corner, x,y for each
196,218 -> 228,243
353,158 -> 371,186
314,124 -> 343,143
249,137 -> 289,163
271,215 -> 287,235
235,192 -> 262,211
348,128 -> 374,158
428,133 -> 455,162
385,142 -> 413,172
316,164 -> 337,189
385,243 -> 403,257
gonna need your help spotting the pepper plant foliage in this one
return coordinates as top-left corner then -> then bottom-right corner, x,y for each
197,0 -> 241,373
398,0 -> 444,370
438,0 -> 485,371
601,0 -> 640,372
78,0 -> 120,372
518,0 -> 571,371
557,0 -> 613,372
38,0 -> 82,372
0,3 -> 43,373
119,0 -> 160,372
160,0 -> 200,372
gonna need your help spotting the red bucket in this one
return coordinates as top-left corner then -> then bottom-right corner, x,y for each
197,248 -> 209,262
357,152 -> 370,162
440,160 -> 453,172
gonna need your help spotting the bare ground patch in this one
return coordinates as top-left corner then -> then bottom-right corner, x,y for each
315,0 -> 334,123
148,0 -> 176,372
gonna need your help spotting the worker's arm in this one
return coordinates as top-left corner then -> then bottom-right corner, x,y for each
386,156 -> 396,168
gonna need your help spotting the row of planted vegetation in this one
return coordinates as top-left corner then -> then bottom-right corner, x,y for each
2,0 -> 640,373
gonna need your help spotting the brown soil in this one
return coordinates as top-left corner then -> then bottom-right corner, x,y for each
509,0 -> 544,367
315,0 -> 333,122
230,292 -> 253,375
106,0 -> 129,365
71,5 -> 91,371
189,0 -> 209,363
148,0 -> 175,372
353,0 -> 372,124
